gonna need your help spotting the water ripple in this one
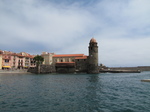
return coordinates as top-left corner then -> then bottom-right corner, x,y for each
0,72 -> 150,112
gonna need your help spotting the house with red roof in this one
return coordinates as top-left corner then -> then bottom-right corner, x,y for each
0,51 -> 36,69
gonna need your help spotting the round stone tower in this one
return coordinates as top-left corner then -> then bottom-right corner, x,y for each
87,38 -> 99,74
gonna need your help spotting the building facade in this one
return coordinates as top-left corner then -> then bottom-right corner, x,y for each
0,54 -> 2,69
0,50 -> 35,69
41,52 -> 55,65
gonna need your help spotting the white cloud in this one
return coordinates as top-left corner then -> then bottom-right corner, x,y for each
0,0 -> 150,67
0,0 -> 95,48
99,37 -> 150,67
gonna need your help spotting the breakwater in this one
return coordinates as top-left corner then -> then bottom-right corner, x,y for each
109,66 -> 150,71
99,66 -> 150,73
100,69 -> 141,73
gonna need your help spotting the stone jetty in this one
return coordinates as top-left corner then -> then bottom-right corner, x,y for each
141,79 -> 150,82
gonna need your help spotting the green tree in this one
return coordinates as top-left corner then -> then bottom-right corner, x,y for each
33,55 -> 44,65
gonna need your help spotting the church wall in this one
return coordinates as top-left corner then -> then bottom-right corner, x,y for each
52,57 -> 75,64
75,59 -> 87,72
56,67 -> 75,73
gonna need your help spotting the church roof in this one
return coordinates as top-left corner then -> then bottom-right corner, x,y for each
53,54 -> 85,57
90,38 -> 97,43
75,56 -> 87,59
56,62 -> 75,64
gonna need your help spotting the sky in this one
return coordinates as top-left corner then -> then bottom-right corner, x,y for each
0,0 -> 150,67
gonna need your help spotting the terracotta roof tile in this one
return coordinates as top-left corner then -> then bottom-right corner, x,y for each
53,54 -> 85,57
56,62 -> 75,64
75,57 -> 87,59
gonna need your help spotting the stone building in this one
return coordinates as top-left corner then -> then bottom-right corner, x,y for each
87,38 -> 99,73
75,56 -> 88,72
51,38 -> 99,73
52,54 -> 87,73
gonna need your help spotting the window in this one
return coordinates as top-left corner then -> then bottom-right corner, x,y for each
5,59 -> 9,62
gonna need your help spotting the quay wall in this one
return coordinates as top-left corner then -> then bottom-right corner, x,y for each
28,66 -> 150,74
27,65 -> 55,74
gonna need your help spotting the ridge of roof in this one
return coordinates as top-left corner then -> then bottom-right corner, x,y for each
56,62 -> 75,63
53,54 -> 85,57
75,57 -> 87,59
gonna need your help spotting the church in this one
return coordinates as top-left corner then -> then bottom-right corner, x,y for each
51,38 -> 99,73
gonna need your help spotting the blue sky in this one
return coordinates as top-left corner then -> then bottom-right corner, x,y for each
0,0 -> 150,67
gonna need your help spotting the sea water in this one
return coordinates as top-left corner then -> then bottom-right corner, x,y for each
0,72 -> 150,112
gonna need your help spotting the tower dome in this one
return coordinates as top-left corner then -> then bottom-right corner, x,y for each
90,38 -> 97,43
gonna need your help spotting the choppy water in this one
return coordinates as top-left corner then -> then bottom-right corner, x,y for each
0,72 -> 150,112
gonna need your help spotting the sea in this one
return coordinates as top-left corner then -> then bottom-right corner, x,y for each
0,72 -> 150,112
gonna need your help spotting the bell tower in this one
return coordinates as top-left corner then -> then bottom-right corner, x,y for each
87,38 -> 99,74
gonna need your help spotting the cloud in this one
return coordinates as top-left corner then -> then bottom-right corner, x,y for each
0,0 -> 150,66
99,37 -> 150,67
0,0 -> 95,50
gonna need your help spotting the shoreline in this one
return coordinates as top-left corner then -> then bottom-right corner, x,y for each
0,69 -> 30,74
